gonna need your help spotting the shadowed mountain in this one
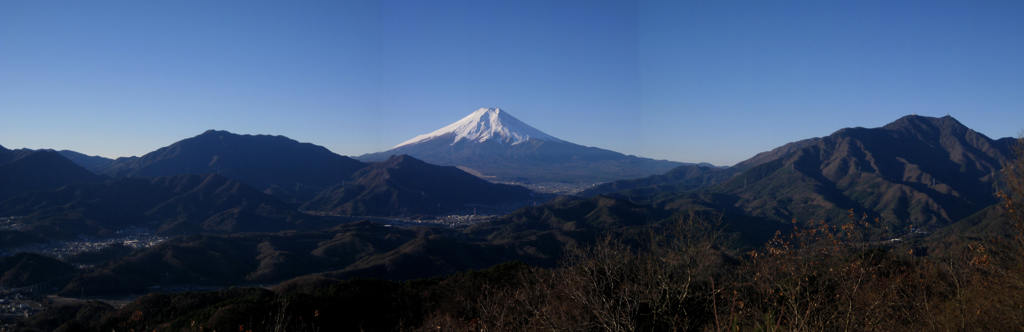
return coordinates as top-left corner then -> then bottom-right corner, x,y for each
0,145 -> 36,165
469,194 -> 783,259
302,155 -> 540,216
58,222 -> 445,296
0,149 -> 103,201
0,144 -> 12,164
359,108 -> 685,191
0,174 -> 314,245
579,164 -> 735,198
55,191 -> 784,297
57,150 -> 116,174
702,115 -> 1014,229
0,253 -> 78,290
103,130 -> 367,202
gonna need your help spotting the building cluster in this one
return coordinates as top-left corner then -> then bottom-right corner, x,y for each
43,234 -> 167,260
1,229 -> 166,262
0,216 -> 24,231
0,294 -> 41,322
414,214 -> 497,227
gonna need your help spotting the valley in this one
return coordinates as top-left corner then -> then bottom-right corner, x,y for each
1,113 -> 1021,331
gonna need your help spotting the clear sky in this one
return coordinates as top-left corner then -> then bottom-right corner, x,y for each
1,0 -> 1022,166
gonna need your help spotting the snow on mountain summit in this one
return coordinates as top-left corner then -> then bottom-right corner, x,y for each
394,108 -> 563,148
358,107 -> 685,188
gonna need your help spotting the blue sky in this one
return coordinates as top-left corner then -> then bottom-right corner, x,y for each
1,0 -> 1022,166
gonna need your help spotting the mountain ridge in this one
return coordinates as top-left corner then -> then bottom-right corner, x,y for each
584,114 -> 1016,233
703,114 -> 1011,228
0,149 -> 103,201
100,130 -> 367,202
303,154 -> 540,216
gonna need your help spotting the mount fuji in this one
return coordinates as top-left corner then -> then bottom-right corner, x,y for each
359,108 -> 687,192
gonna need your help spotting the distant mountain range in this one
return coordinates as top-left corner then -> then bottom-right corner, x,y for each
4,114 -> 1013,232
0,113 -> 1020,301
590,115 -> 1016,231
359,108 -> 687,191
56,149 -> 119,174
580,163 -> 734,198
6,113 -> 1011,231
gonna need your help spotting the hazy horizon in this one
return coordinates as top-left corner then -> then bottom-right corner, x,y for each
2,1 -> 1023,165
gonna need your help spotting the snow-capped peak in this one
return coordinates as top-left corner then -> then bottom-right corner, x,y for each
394,107 -> 562,148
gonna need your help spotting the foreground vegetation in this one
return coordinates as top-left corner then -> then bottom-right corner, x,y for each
19,209 -> 1024,331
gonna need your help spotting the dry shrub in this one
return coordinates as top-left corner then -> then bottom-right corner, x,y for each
421,213 -> 725,331
999,137 -> 1024,246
